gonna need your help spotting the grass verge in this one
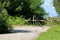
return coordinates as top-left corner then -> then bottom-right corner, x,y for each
34,25 -> 60,40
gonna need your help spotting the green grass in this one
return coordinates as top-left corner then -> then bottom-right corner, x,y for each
34,25 -> 60,40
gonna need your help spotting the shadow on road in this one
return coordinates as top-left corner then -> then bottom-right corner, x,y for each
0,30 -> 32,34
12,30 -> 32,33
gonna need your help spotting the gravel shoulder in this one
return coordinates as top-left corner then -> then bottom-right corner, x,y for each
0,26 -> 50,40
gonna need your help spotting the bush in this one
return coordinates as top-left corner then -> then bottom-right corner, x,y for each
0,20 -> 13,33
0,9 -> 13,34
7,15 -> 30,25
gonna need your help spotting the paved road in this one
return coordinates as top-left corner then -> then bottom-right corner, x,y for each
0,26 -> 50,40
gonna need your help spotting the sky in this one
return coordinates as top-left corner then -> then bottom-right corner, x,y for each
41,0 -> 58,17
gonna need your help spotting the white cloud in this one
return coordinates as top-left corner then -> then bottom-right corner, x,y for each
41,0 -> 57,17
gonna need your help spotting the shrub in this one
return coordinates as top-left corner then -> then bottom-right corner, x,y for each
0,9 -> 13,34
7,15 -> 30,25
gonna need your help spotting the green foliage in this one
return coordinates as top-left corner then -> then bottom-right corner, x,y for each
7,16 -> 30,25
0,0 -> 46,20
30,0 -> 42,9
54,0 -> 60,14
0,9 -> 13,34
34,25 -> 60,40
0,0 -> 46,32
46,17 -> 60,26
54,0 -> 60,17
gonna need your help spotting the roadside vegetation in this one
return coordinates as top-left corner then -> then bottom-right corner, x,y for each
34,24 -> 60,40
34,16 -> 60,40
0,0 -> 46,33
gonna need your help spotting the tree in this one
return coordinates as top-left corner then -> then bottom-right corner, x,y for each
0,0 -> 46,20
54,0 -> 60,17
